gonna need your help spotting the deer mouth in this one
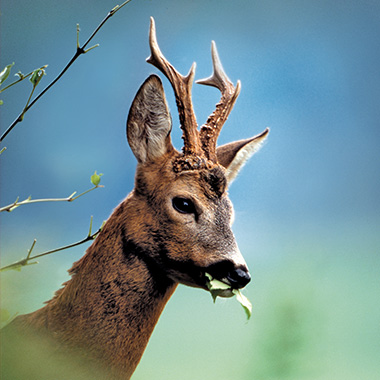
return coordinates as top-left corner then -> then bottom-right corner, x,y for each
204,273 -> 235,298
203,271 -> 253,320
164,258 -> 250,292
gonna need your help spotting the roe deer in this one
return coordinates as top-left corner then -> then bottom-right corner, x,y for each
2,17 -> 269,380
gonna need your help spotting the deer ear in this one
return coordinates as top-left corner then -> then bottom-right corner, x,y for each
217,128 -> 269,184
127,74 -> 174,163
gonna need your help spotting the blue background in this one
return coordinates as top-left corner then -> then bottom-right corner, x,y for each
1,1 -> 380,379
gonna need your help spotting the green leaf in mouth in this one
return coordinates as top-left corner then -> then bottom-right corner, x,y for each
205,273 -> 252,320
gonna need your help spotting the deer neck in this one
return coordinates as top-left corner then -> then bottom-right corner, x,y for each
26,194 -> 178,378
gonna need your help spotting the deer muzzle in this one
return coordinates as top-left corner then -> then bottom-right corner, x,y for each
205,260 -> 251,290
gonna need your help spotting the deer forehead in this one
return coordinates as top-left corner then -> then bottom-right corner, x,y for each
176,165 -> 227,200
137,159 -> 228,201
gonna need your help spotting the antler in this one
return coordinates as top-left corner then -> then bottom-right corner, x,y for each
197,41 -> 241,162
147,17 -> 202,156
147,18 -> 241,165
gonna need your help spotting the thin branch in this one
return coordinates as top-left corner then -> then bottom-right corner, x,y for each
0,184 -> 103,213
0,0 -> 133,143
0,217 -> 104,272
0,65 -> 48,94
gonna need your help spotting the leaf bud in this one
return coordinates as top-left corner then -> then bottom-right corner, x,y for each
0,63 -> 15,85
30,68 -> 46,87
91,171 -> 103,186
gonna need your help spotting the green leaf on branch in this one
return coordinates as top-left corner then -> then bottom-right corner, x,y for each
30,68 -> 46,87
91,171 -> 103,186
0,63 -> 15,85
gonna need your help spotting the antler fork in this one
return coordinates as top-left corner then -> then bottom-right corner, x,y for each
197,42 -> 241,162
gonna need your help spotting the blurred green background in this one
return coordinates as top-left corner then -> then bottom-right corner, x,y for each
1,0 -> 379,379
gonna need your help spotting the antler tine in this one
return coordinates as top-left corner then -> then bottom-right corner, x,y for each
147,17 -> 201,156
196,41 -> 236,93
197,41 -> 241,162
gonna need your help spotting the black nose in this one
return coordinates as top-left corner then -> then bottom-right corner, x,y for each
206,261 -> 251,289
226,268 -> 251,289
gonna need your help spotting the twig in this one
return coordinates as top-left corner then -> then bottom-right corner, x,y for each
0,0 -> 133,142
0,65 -> 48,94
0,217 -> 104,272
0,184 -> 103,213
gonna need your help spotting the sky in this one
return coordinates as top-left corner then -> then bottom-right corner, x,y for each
1,1 -> 380,379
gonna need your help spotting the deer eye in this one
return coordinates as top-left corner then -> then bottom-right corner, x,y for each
172,197 -> 196,215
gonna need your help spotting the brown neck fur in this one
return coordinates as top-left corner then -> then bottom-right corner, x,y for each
13,194 -> 177,379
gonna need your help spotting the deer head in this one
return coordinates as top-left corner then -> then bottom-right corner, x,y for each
126,18 -> 269,294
